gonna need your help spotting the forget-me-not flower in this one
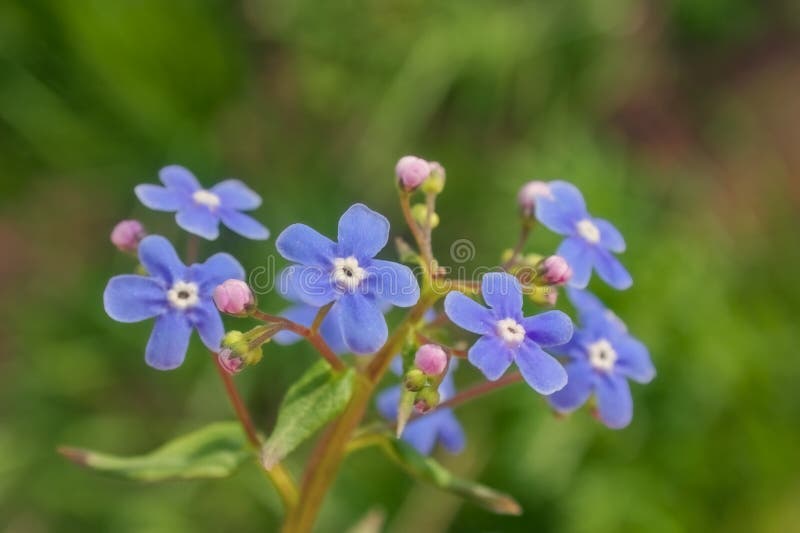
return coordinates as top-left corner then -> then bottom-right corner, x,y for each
547,288 -> 655,428
103,235 -> 245,370
276,203 -> 420,354
445,272 -> 573,395
534,181 -> 631,290
135,165 -> 269,241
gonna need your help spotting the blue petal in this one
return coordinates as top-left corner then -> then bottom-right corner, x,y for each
191,252 -> 245,292
557,237 -> 593,289
145,311 -> 193,370
592,249 -> 632,290
438,412 -> 466,453
135,184 -> 183,211
318,304 -> 349,354
367,259 -> 420,307
176,205 -> 220,240
276,267 -> 303,303
468,335 -> 514,380
444,292 -> 494,335
403,416 -> 440,455
104,275 -> 167,323
515,340 -> 568,395
159,165 -> 200,192
276,223 -> 337,267
594,374 -> 633,429
282,265 -> 337,307
337,203 -> 389,259
535,181 -> 588,234
337,292 -> 388,354
547,361 -> 593,412
138,235 -> 187,284
211,179 -> 261,210
481,272 -> 522,319
566,287 -> 606,317
376,385 -> 401,420
593,218 -> 626,253
189,301 -> 225,351
522,310 -> 573,347
613,335 -> 655,383
219,209 -> 270,240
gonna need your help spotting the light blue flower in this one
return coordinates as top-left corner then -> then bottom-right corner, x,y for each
135,165 -> 269,241
103,235 -> 244,370
547,288 -> 655,429
534,181 -> 631,290
444,272 -> 573,395
275,204 -> 420,354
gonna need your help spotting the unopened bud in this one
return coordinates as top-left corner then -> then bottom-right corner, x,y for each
218,348 -> 245,375
213,279 -> 255,315
111,219 -> 145,253
410,203 -> 439,228
404,368 -> 427,392
517,181 -> 551,216
414,344 -> 447,376
414,387 -> 440,414
537,255 -> 572,285
421,161 -> 446,194
396,155 -> 431,190
529,285 -> 559,307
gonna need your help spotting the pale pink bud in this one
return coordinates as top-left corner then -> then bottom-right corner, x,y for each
517,181 -> 552,216
414,344 -> 447,376
395,155 -> 431,190
217,348 -> 245,374
110,219 -> 145,253
213,279 -> 254,314
539,255 -> 572,285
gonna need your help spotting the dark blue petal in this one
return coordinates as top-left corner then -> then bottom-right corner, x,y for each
337,203 -> 389,259
468,335 -> 514,380
219,209 -> 270,240
376,385 -> 402,420
189,301 -> 225,351
481,272 -> 523,319
547,361 -> 593,412
557,237 -> 593,289
337,292 -> 388,354
192,252 -> 245,292
282,265 -> 337,307
593,218 -> 626,253
211,179 -> 261,210
138,235 -> 187,284
176,205 -> 220,240
444,292 -> 494,335
367,260 -> 420,307
613,335 -> 655,383
104,275 -> 167,323
438,411 -> 466,453
594,374 -> 633,429
135,185 -> 183,211
276,223 -> 337,267
535,181 -> 588,234
522,310 -> 573,347
515,339 -> 568,395
145,311 -> 192,370
159,165 -> 201,192
592,248 -> 632,290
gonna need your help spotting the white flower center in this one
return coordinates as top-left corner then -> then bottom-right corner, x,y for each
496,318 -> 526,347
167,281 -> 200,310
332,256 -> 366,290
192,189 -> 221,209
576,218 -> 600,244
588,338 -> 617,372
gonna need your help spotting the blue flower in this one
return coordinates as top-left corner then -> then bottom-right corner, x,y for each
444,272 -> 573,395
534,181 -> 631,290
135,165 -> 269,241
275,203 -> 420,354
377,360 -> 465,455
103,235 -> 245,370
547,288 -> 655,429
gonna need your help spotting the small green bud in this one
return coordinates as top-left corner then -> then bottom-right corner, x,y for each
414,387 -> 440,414
410,203 -> 440,229
420,161 -> 446,194
222,330 -> 250,356
404,368 -> 427,392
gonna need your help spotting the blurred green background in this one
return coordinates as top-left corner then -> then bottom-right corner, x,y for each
1,1 -> 799,532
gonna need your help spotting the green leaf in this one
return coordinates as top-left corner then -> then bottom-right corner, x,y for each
380,435 -> 522,515
58,421 -> 251,482
261,361 -> 356,469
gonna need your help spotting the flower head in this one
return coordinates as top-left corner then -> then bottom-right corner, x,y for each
538,255 -> 572,286
275,204 -> 420,354
103,235 -> 245,370
377,360 -> 465,455
445,272 -> 573,394
415,344 -> 448,376
213,279 -> 254,315
534,181 -> 631,290
547,288 -> 655,429
517,180 -> 552,216
395,156 -> 431,190
135,165 -> 269,241
111,219 -> 145,253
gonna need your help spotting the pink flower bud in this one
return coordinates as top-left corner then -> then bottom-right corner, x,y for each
539,255 -> 572,285
414,344 -> 447,376
217,348 -> 245,374
110,219 -> 145,253
213,279 -> 254,314
517,181 -> 551,216
395,155 -> 431,190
